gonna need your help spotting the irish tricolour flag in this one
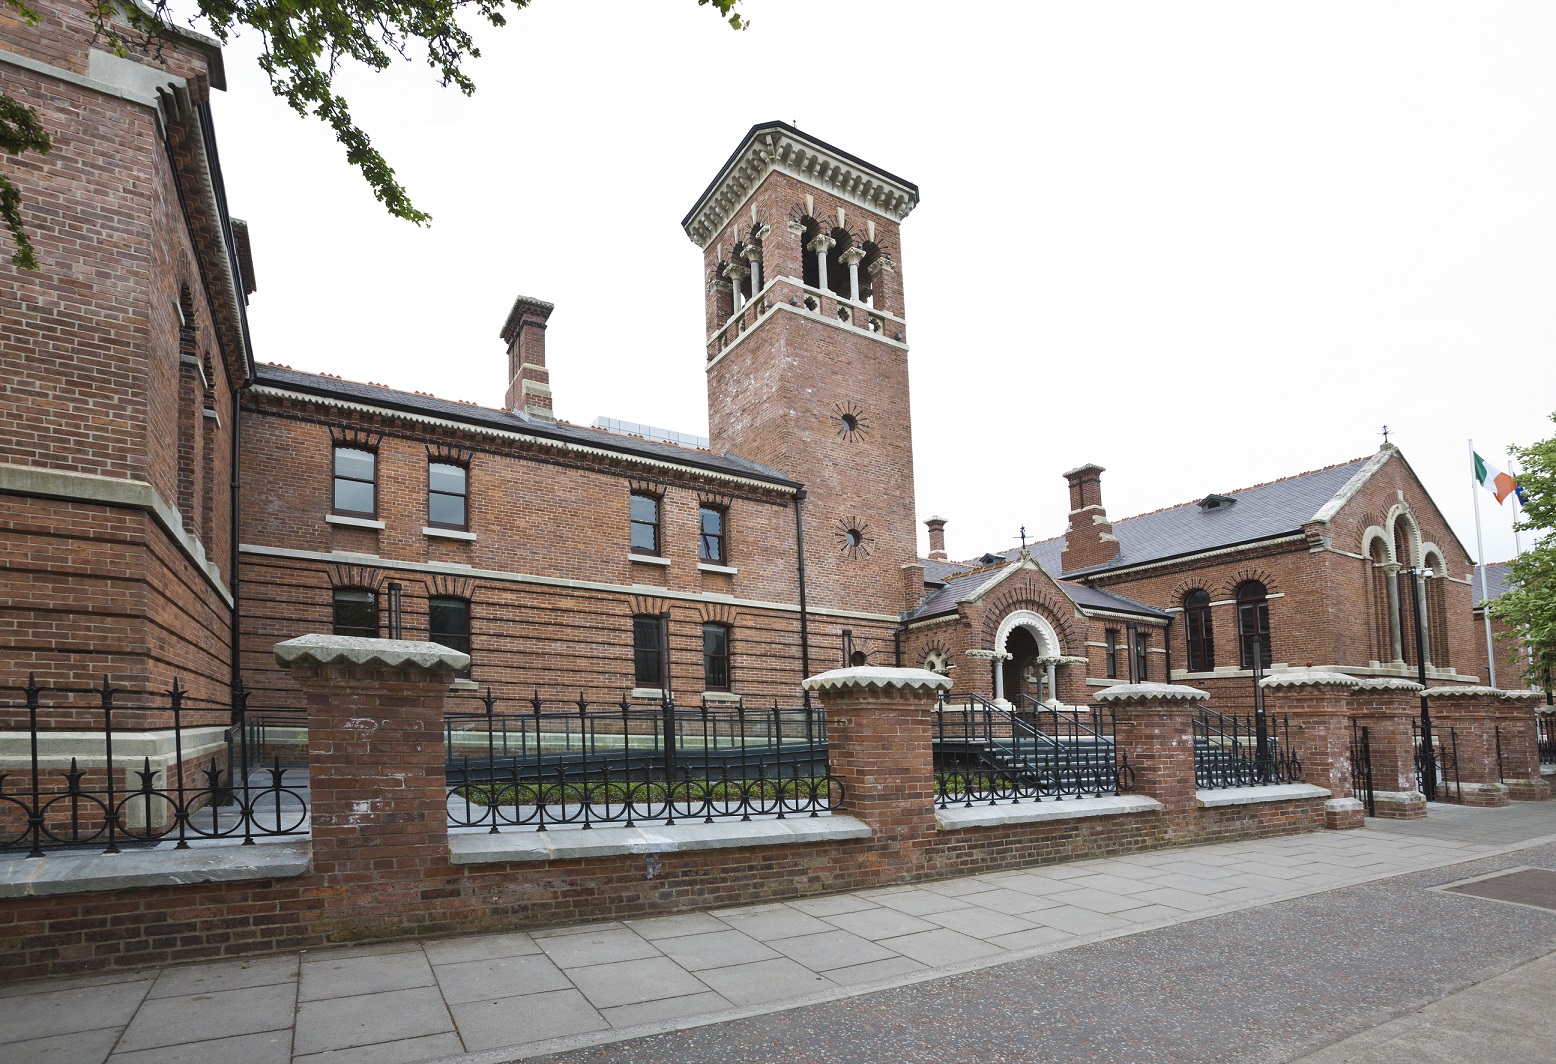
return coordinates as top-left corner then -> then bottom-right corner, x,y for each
1473,451 -> 1520,505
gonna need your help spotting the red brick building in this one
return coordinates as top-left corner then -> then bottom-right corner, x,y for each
1,5 -> 1496,721
1,2 -> 253,717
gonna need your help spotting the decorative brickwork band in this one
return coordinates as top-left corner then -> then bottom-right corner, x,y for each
1260,670 -> 1364,829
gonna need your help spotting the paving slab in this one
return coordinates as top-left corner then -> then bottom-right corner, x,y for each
423,932 -> 542,966
116,981 -> 295,1052
433,952 -> 572,1005
565,956 -> 710,1010
699,957 -> 836,1006
108,1028 -> 292,1064
650,928 -> 779,971
876,927 -> 1003,966
765,928 -> 896,972
820,906 -> 940,941
293,1032 -> 465,1064
448,988 -> 604,1052
148,955 -> 299,999
535,929 -> 659,970
292,986 -> 454,1056
3,978 -> 151,1042
12,1026 -> 121,1064
299,950 -> 435,1002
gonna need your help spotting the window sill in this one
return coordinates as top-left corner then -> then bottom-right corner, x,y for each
424,526 -> 476,541
628,554 -> 671,567
326,514 -> 385,530
700,691 -> 740,702
697,563 -> 738,575
630,688 -> 664,700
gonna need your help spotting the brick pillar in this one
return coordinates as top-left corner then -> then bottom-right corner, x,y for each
1261,671 -> 1364,829
1426,687 -> 1509,807
1492,690 -> 1550,801
274,634 -> 468,942
1348,678 -> 1426,819
1094,682 -> 1206,840
805,666 -> 949,874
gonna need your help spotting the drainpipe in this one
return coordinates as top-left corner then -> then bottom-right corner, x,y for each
793,489 -> 812,707
229,380 -> 246,721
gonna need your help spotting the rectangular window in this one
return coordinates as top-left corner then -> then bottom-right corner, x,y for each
703,623 -> 731,691
333,446 -> 376,517
333,588 -> 377,638
630,493 -> 661,555
632,615 -> 663,688
1133,629 -> 1150,683
428,596 -> 471,660
1105,629 -> 1119,679
428,462 -> 468,529
699,506 -> 726,563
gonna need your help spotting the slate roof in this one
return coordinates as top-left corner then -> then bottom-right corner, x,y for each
252,364 -> 800,488
1473,562 -> 1514,605
909,562 -> 1169,622
911,455 -> 1380,623
952,456 -> 1374,581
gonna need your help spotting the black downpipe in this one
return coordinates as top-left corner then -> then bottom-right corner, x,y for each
792,489 -> 812,707
229,382 -> 244,720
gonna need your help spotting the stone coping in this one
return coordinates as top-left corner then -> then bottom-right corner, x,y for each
935,794 -> 1164,831
1093,682 -> 1208,703
1423,685 -> 1500,699
274,633 -> 470,672
1351,677 -> 1425,692
0,840 -> 311,899
447,815 -> 872,865
1324,798 -> 1364,812
802,666 -> 951,694
1259,669 -> 1359,689
1194,784 -> 1331,808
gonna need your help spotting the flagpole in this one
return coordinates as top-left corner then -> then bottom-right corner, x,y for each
1471,439 -> 1497,688
1508,449 -> 1525,559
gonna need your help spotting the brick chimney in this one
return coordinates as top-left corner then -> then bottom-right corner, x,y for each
500,295 -> 556,421
1059,463 -> 1120,572
924,515 -> 948,561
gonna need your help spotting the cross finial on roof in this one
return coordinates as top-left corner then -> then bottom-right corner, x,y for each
1018,525 -> 1028,550
1380,425 -> 1391,444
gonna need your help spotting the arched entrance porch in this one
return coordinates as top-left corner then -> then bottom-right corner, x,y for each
992,610 -> 1063,706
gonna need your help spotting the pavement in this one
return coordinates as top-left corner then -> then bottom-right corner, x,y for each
5,802 -> 1556,1064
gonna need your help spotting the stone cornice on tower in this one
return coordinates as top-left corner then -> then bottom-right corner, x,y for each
681,121 -> 920,250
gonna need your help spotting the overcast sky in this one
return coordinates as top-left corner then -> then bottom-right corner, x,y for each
210,1 -> 1555,570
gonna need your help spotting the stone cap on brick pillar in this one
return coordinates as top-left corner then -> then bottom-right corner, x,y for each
803,666 -> 951,695
273,634 -> 471,673
1421,685 -> 1499,700
1351,677 -> 1424,692
1258,669 -> 1360,689
1492,688 -> 1545,702
1094,682 -> 1209,703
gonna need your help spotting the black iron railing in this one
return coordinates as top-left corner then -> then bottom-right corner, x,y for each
1537,713 -> 1556,767
1350,721 -> 1376,817
1,676 -> 308,856
932,693 -> 1132,806
1413,720 -> 1462,803
1192,706 -> 1301,789
444,692 -> 839,830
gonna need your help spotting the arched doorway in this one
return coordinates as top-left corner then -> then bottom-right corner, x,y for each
1002,627 -> 1042,702
992,610 -> 1062,704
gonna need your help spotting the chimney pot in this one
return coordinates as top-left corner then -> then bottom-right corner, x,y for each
501,295 -> 556,421
1059,464 -> 1120,571
924,515 -> 948,561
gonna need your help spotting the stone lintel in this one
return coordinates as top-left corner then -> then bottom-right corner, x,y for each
274,634 -> 470,673
803,666 -> 951,694
1094,682 -> 1208,703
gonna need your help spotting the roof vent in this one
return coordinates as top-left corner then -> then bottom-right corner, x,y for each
978,552 -> 1005,566
1198,494 -> 1237,511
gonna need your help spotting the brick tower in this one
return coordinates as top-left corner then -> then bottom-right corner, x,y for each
682,123 -> 921,619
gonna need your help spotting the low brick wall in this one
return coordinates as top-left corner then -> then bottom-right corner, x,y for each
0,658 -> 1330,982
0,789 -> 1330,982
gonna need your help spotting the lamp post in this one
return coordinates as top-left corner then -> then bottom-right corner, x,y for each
1401,566 -> 1435,801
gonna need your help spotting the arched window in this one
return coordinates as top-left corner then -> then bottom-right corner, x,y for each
1184,590 -> 1215,673
1236,581 -> 1272,670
